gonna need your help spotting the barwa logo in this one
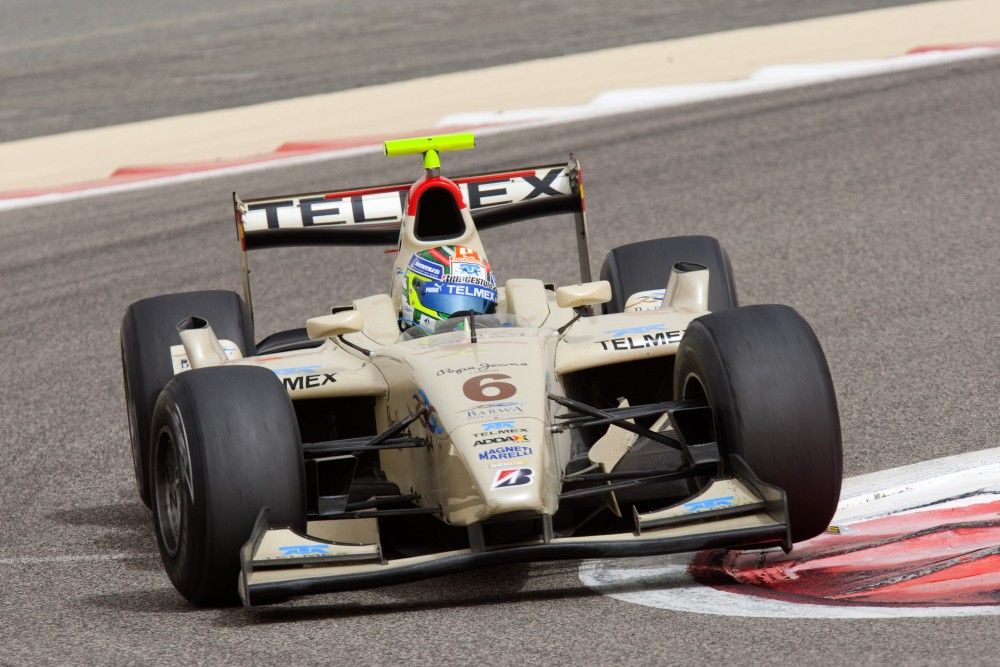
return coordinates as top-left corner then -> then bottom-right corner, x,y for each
462,402 -> 526,421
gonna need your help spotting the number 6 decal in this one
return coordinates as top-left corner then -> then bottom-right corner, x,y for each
462,374 -> 517,401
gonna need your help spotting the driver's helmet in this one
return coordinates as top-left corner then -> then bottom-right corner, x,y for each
400,245 -> 497,332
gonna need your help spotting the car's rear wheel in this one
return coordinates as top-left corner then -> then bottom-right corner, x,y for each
600,235 -> 738,314
673,305 -> 842,543
150,366 -> 305,606
121,290 -> 254,506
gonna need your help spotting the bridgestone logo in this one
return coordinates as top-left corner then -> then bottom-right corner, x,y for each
492,468 -> 534,489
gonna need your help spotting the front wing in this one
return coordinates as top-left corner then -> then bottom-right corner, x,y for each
239,463 -> 790,606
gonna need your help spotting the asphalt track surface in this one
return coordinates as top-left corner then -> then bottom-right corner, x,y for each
2,51 -> 999,663
2,0 -> 927,141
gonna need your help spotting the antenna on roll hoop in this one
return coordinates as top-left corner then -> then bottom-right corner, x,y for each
383,133 -> 476,176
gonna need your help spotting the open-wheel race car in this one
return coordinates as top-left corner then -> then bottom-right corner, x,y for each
120,133 -> 843,607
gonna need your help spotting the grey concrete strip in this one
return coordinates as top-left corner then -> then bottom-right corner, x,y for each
0,0 -> 929,142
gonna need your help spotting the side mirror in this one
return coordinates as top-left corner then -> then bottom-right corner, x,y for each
306,310 -> 364,340
555,280 -> 612,309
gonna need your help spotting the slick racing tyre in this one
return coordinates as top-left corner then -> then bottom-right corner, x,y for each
673,304 -> 842,543
150,366 -> 305,606
121,290 -> 254,507
600,235 -> 738,314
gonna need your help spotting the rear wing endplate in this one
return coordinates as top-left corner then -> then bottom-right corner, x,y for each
232,159 -> 590,322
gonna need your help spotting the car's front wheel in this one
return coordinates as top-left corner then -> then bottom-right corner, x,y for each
121,290 -> 255,507
150,366 -> 305,606
600,235 -> 738,314
673,304 -> 842,543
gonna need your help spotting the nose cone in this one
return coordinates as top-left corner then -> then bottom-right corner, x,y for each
409,338 -> 546,438
450,417 -> 552,516
402,331 -> 563,522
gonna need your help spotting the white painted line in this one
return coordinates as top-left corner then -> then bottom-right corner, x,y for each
834,447 -> 1000,522
435,48 -> 1000,128
580,554 -> 1000,618
580,448 -> 1000,618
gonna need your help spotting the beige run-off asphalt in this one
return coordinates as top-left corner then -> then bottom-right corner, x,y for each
2,0 -> 997,194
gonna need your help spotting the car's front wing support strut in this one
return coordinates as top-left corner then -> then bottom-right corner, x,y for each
549,394 -> 685,450
301,407 -> 430,458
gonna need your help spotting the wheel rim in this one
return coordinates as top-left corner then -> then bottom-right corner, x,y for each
154,429 -> 184,557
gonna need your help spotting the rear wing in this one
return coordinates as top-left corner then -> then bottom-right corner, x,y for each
232,159 -> 591,322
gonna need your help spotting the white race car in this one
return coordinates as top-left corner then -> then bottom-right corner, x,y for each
120,133 -> 842,607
